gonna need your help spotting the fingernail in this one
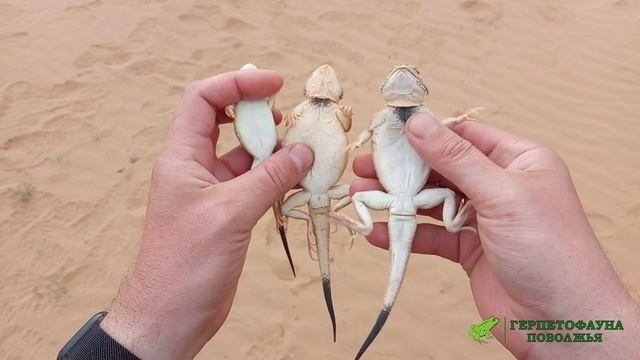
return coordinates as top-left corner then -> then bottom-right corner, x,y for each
408,113 -> 440,139
289,144 -> 313,171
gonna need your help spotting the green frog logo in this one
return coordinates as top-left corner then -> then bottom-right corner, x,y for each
469,316 -> 500,343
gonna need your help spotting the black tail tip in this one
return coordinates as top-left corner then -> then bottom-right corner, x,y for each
322,277 -> 337,342
278,226 -> 296,277
354,307 -> 391,360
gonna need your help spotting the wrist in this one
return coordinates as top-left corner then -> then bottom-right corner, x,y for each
100,274 -> 218,360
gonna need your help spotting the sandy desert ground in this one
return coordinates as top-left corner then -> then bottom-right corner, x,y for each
1,0 -> 639,359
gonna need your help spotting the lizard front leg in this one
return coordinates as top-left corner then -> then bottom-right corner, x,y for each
412,188 -> 475,233
346,112 -> 385,152
284,102 -> 306,127
337,105 -> 353,132
442,107 -> 484,128
283,112 -> 300,128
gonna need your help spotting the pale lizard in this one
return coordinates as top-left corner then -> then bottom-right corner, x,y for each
279,64 -> 354,341
333,65 -> 480,359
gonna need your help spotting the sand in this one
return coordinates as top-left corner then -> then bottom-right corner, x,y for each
1,0 -> 639,359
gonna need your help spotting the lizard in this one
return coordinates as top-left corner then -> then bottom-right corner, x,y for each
278,64 -> 354,341
223,63 -> 296,276
331,65 -> 481,359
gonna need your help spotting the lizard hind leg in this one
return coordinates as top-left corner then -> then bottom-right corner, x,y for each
328,184 -> 352,212
413,188 -> 475,233
330,190 -> 394,237
306,218 -> 318,261
280,190 -> 312,277
327,184 -> 356,246
272,201 -> 296,277
326,190 -> 401,357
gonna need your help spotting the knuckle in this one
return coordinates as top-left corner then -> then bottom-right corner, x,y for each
439,135 -> 475,162
522,147 -> 569,174
185,80 -> 202,95
538,148 -> 565,167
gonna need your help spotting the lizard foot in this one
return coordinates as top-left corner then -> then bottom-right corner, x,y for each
329,211 -> 371,236
283,112 -> 300,127
347,227 -> 357,250
224,104 -> 236,119
443,106 -> 485,127
344,142 -> 361,153
446,200 -> 477,233
340,105 -> 353,119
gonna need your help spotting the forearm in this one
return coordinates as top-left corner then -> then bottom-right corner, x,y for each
99,270 -> 234,360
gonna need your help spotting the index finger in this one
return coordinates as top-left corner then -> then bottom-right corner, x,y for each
172,69 -> 283,139
454,121 -> 540,169
167,69 -> 283,164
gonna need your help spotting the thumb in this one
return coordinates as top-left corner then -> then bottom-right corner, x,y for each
405,112 -> 505,201
231,144 -> 313,219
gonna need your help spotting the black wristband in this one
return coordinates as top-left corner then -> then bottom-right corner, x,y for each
58,311 -> 140,360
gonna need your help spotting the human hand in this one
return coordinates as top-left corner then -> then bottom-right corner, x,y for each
351,112 -> 640,359
100,70 -> 313,360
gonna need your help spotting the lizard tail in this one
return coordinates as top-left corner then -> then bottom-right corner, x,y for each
252,159 -> 296,277
355,214 -> 416,360
273,201 -> 296,277
311,206 -> 337,342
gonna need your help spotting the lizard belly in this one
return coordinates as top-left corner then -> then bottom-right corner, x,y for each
373,125 -> 428,197
284,105 -> 348,192
234,99 -> 278,162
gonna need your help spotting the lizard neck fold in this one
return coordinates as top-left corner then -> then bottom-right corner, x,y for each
392,106 -> 419,123
309,98 -> 337,107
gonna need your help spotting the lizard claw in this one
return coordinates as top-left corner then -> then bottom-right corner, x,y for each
461,225 -> 478,235
330,211 -> 370,237
224,104 -> 236,119
283,112 -> 300,128
347,228 -> 357,250
340,105 -> 353,119
463,106 -> 485,117
330,212 -> 359,249
345,142 -> 361,153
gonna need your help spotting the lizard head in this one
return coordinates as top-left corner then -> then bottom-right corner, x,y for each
240,63 -> 258,70
304,64 -> 343,103
380,65 -> 428,107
